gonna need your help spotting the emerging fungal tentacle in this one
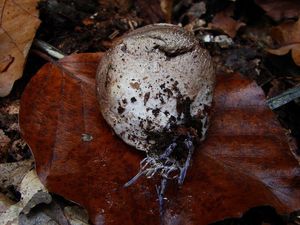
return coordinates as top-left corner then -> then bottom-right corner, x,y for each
159,142 -> 177,160
124,134 -> 196,222
178,134 -> 195,185
124,134 -> 195,187
156,177 -> 168,218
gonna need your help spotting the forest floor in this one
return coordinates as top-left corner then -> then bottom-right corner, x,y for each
1,0 -> 300,224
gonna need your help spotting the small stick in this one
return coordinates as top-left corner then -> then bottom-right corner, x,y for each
33,39 -> 65,60
267,86 -> 300,110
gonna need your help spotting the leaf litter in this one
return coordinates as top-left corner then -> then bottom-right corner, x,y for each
0,160 -> 91,224
0,0 -> 40,97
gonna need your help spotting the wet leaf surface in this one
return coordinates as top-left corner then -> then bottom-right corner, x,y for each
19,53 -> 300,225
0,0 -> 40,96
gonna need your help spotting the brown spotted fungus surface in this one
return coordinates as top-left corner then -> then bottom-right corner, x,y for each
96,24 -> 215,153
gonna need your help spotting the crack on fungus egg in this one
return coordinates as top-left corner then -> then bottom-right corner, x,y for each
154,43 -> 196,60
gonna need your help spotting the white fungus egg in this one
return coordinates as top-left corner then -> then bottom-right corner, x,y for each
96,24 -> 215,187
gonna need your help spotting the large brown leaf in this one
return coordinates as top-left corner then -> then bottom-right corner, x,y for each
0,0 -> 40,96
19,53 -> 300,225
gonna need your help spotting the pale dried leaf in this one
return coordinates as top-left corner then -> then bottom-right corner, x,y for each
0,0 -> 40,97
0,169 -> 51,225
0,159 -> 33,191
0,193 -> 15,213
19,170 -> 51,214
18,199 -> 69,225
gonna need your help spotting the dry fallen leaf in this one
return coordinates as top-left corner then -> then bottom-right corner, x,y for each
271,20 -> 300,46
18,199 -> 90,225
0,0 -> 40,97
160,0 -> 173,23
64,206 -> 90,225
268,19 -> 300,66
267,43 -> 300,66
209,7 -> 245,38
0,169 -> 51,225
255,0 -> 300,21
19,53 -> 300,225
0,193 -> 14,213
0,159 -> 33,192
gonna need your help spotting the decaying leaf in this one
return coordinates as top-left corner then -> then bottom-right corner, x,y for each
0,159 -> 33,192
271,20 -> 300,46
268,19 -> 300,66
19,198 -> 90,225
267,43 -> 300,66
19,53 -> 300,225
0,0 -> 40,97
209,7 -> 246,38
255,0 -> 300,21
160,0 -> 173,23
64,206 -> 90,225
0,193 -> 14,213
0,169 -> 51,225
19,212 -> 60,225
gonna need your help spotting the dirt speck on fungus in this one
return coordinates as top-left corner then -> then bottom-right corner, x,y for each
130,82 -> 141,90
118,106 -> 125,114
144,92 -> 150,105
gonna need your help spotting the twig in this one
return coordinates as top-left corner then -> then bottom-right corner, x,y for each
31,50 -> 95,86
267,86 -> 300,110
33,39 -> 65,60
